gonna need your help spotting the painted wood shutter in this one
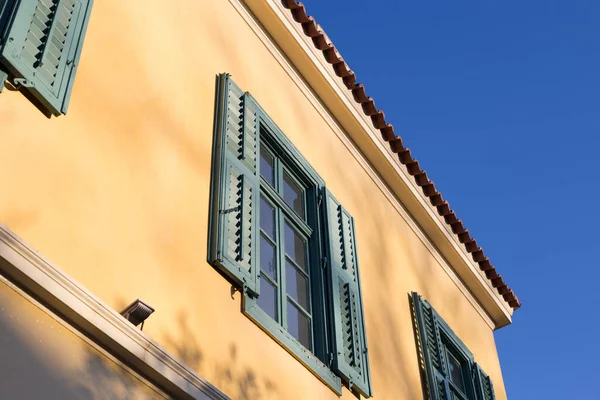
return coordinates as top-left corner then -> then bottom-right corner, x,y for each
474,363 -> 496,400
323,188 -> 372,397
0,0 -> 93,115
208,74 -> 260,297
412,292 -> 449,400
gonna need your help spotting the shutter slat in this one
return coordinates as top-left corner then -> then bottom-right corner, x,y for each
208,75 -> 260,297
31,14 -> 50,34
45,44 -> 62,65
24,30 -> 43,49
49,33 -> 66,54
22,42 -> 40,61
412,293 -> 447,400
28,22 -> 46,43
324,189 -> 372,397
474,363 -> 496,400
36,3 -> 52,20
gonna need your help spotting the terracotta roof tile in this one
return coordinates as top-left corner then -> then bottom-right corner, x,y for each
280,0 -> 521,311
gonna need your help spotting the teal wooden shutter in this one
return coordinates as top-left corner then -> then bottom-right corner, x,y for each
208,74 -> 260,297
473,363 -> 496,400
0,0 -> 93,115
412,293 -> 448,400
323,188 -> 372,397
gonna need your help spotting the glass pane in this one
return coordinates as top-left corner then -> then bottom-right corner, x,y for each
287,301 -> 311,350
448,353 -> 465,392
260,146 -> 275,187
286,260 -> 309,310
260,196 -> 275,239
257,280 -> 277,321
283,170 -> 304,218
260,234 -> 276,280
284,222 -> 306,270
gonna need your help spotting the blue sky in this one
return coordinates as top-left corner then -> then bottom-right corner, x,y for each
300,1 -> 599,398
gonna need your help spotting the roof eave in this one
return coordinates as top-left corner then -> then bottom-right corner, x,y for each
240,0 -> 516,328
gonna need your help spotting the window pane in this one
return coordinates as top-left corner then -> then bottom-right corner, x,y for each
257,280 -> 277,321
286,260 -> 309,310
448,352 -> 465,393
260,234 -> 276,280
283,170 -> 304,218
287,301 -> 311,350
260,146 -> 275,187
284,222 -> 306,270
260,196 -> 275,239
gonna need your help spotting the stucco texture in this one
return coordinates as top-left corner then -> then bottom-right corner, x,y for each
0,276 -> 168,399
0,1 -> 507,399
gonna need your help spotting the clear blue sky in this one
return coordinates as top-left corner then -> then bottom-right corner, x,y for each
301,1 -> 599,398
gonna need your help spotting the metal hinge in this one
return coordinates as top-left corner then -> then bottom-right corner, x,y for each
321,257 -> 328,270
318,191 -> 323,207
329,352 -> 334,367
13,78 -> 34,88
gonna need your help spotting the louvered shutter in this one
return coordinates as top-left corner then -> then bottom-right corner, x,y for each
208,74 -> 260,297
473,363 -> 496,400
323,188 -> 372,397
0,0 -> 93,115
412,292 -> 450,400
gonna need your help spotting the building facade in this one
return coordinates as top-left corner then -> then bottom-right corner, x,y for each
0,1 -> 520,399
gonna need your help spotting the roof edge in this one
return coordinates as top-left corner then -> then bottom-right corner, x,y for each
277,0 -> 520,311
237,0 -> 518,326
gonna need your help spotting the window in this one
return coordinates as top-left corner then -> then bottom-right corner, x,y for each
412,293 -> 496,400
208,74 -> 372,397
0,0 -> 93,116
257,142 -> 314,350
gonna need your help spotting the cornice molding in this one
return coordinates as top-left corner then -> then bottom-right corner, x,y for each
0,225 -> 230,400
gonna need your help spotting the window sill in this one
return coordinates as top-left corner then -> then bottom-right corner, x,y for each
243,294 -> 342,396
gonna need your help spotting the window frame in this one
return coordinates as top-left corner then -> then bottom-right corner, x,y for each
438,329 -> 475,400
242,111 -> 343,394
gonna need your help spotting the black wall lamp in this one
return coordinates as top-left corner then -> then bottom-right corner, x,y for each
120,299 -> 155,330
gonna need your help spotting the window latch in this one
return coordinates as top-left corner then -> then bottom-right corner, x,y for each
243,281 -> 259,299
220,205 -> 241,214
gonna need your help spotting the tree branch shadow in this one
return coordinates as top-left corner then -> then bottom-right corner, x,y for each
163,311 -> 278,400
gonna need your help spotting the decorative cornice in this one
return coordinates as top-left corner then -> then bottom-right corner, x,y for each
0,225 -> 230,400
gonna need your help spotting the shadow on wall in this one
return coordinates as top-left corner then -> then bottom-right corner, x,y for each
0,285 -> 168,399
162,311 -> 278,400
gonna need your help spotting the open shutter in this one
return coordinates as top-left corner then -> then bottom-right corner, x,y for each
473,363 -> 496,400
0,0 -> 93,115
208,74 -> 260,297
323,188 -> 372,397
412,293 -> 449,400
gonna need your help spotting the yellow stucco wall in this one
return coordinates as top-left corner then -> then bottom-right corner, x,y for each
0,1 -> 507,399
0,275 -> 168,399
